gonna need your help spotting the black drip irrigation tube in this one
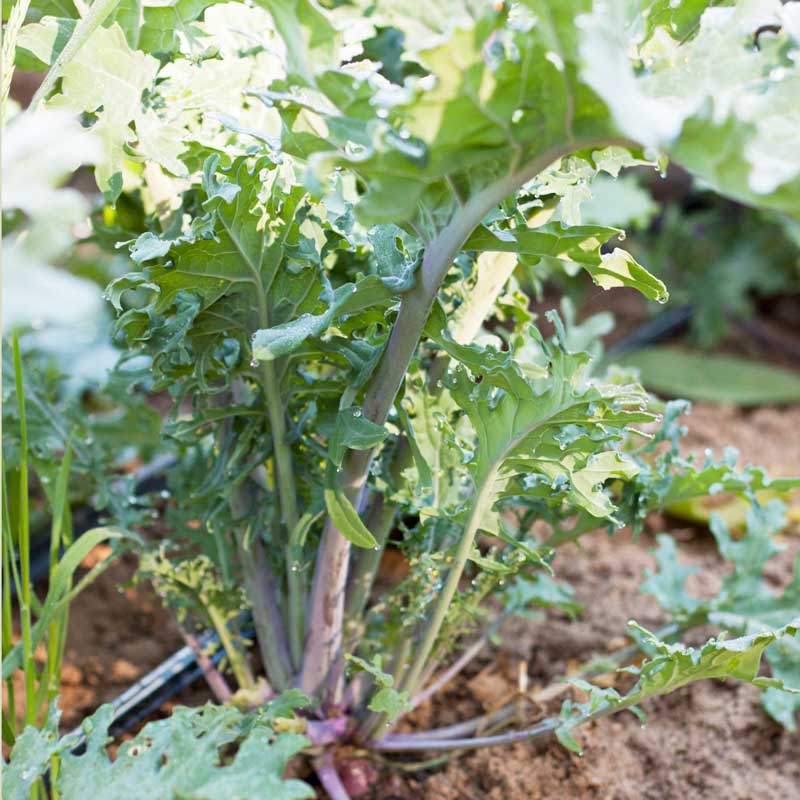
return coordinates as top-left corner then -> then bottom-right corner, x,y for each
604,304 -> 692,359
49,307 -> 693,742
68,628 -> 224,751
67,624 -> 254,753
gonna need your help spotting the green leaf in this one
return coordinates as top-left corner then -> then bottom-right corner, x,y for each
442,321 -> 653,525
641,0 -> 719,41
641,534 -> 704,620
15,15 -> 75,70
109,0 -> 143,48
621,406 -> 800,523
508,573 -> 582,619
464,223 -> 668,303
111,156 -> 323,388
367,224 -> 422,293
265,688 -> 312,720
642,501 -> 800,730
324,466 -> 378,549
251,275 -> 395,362
25,0 -> 80,22
23,20 -> 167,191
566,451 -> 640,519
556,620 -> 800,753
344,653 -> 411,722
329,407 -> 387,468
138,0 -> 224,55
128,232 -> 173,264
555,724 -> 583,754
258,1 -> 614,230
344,653 -> 393,688
1,703 -> 68,800
424,301 -> 538,395
368,686 -> 412,722
618,348 -> 800,405
761,636 -> 800,732
252,0 -> 338,84
580,173 -> 659,230
3,701 -> 314,800
628,620 -> 799,693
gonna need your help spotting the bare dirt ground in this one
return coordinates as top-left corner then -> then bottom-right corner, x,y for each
376,524 -> 799,800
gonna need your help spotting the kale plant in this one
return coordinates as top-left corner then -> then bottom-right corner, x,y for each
4,1 -> 800,797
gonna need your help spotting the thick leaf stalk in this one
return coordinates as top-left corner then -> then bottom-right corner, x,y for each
301,145 -> 589,701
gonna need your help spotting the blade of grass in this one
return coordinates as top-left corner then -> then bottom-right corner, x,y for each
2,526 -> 140,679
2,713 -> 16,747
48,445 -> 73,573
12,334 -> 37,726
2,472 -> 18,744
53,497 -> 74,682
46,445 -> 73,708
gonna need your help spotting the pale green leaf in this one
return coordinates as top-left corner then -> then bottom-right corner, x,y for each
618,348 -> 800,405
643,501 -> 800,729
251,275 -> 395,362
3,701 -> 314,800
580,173 -> 659,230
345,653 -> 411,721
464,223 -> 667,303
252,0 -> 338,84
579,0 -> 800,214
24,20 -> 167,191
557,621 -> 800,752
139,0 -> 225,55
368,686 -> 412,722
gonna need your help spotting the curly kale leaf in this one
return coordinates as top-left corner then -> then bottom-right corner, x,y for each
556,620 -> 800,753
3,700 -> 313,800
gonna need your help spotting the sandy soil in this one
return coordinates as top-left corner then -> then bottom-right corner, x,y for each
375,522 -> 799,800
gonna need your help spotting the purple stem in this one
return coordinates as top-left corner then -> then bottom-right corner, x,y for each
177,625 -> 234,704
238,532 -> 293,689
307,716 -> 349,747
313,750 -> 351,800
370,718 -> 558,752
341,670 -> 367,711
410,630 -> 491,710
385,703 -> 518,743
